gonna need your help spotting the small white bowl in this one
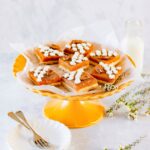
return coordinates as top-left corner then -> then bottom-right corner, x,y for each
7,115 -> 71,150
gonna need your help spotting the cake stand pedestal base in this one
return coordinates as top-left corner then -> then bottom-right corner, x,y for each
43,100 -> 105,128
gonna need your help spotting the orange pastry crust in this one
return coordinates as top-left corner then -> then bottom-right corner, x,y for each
63,72 -> 98,92
29,69 -> 62,86
35,44 -> 63,64
64,40 -> 93,56
91,63 -> 123,84
59,55 -> 89,72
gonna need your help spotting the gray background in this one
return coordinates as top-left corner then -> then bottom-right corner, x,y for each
1,0 -> 149,70
0,0 -> 150,150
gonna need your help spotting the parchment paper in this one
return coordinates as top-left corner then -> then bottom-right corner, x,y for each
13,21 -> 139,96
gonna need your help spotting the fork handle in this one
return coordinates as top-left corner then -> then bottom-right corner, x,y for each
15,111 -> 36,133
8,112 -> 30,130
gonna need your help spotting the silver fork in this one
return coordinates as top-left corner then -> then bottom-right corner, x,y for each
8,111 -> 49,149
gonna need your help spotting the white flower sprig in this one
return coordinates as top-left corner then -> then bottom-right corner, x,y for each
106,74 -> 150,120
104,136 -> 145,150
103,84 -> 117,92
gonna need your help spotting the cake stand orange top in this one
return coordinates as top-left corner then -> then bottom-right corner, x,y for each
13,54 -> 135,101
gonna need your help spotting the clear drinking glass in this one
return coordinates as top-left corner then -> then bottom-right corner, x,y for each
121,19 -> 144,73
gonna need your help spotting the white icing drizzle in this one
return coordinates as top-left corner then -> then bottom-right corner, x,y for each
95,50 -> 101,56
75,69 -> 84,84
99,62 -> 121,79
102,48 -> 107,56
90,49 -> 119,57
63,68 -> 84,84
70,52 -> 88,66
67,71 -> 76,80
30,66 -> 51,82
65,42 -> 92,54
38,45 -> 64,57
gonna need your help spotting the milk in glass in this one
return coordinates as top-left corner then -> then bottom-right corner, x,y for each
121,19 -> 144,73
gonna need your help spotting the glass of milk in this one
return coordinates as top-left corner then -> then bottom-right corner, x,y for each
121,19 -> 144,73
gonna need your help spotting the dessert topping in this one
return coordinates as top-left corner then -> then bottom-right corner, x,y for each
99,62 -> 122,79
38,45 -> 64,57
31,66 -> 51,82
74,69 -> 84,84
102,48 -> 107,56
90,49 -> 119,57
65,42 -> 92,54
63,68 -> 84,84
70,52 -> 88,66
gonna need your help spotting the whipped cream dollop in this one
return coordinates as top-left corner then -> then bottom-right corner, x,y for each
99,62 -> 122,79
65,42 -> 92,54
70,52 -> 88,66
63,68 -> 84,84
90,48 -> 119,57
38,45 -> 64,57
30,66 -> 51,82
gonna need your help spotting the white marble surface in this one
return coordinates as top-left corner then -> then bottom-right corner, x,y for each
0,0 -> 150,150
